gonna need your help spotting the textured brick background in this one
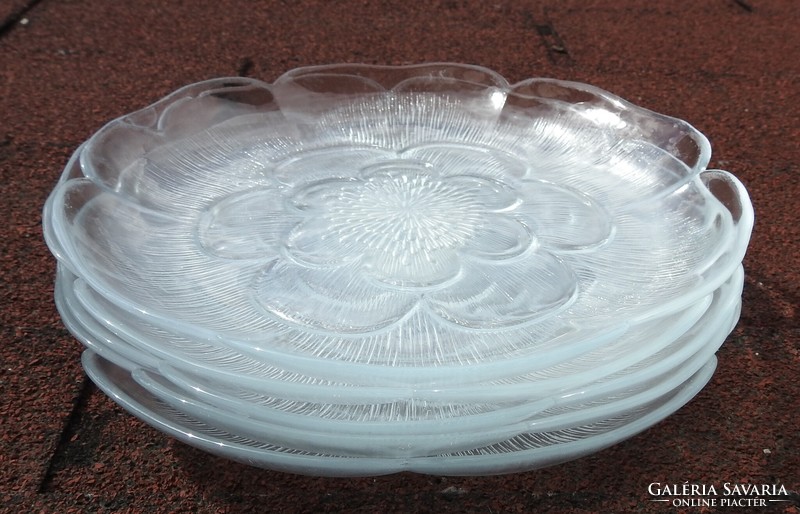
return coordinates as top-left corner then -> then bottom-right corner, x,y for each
1,1 -> 798,512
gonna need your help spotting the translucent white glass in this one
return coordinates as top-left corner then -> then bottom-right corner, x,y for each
43,63 -> 754,475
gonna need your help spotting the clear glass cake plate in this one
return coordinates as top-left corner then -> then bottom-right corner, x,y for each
56,262 -> 740,406
81,348 -> 719,476
43,63 -> 754,474
55,263 -> 743,458
43,63 -> 754,384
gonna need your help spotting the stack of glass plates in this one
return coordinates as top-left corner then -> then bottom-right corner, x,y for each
42,64 -> 753,476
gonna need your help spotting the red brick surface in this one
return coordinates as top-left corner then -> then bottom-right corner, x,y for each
1,1 -> 798,512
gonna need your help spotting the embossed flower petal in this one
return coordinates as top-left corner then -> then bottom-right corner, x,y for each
358,160 -> 435,181
498,110 -> 619,184
52,179 -> 256,321
391,79 -> 507,124
389,63 -> 508,92
271,66 -> 387,119
512,77 -> 712,171
517,124 -> 697,208
275,63 -> 507,105
289,177 -> 362,212
596,140 -> 698,208
284,216 -> 361,268
49,178 -> 109,267
255,260 -> 417,333
111,115 -> 299,219
280,64 -> 510,134
527,138 -> 697,210
82,122 -> 165,189
276,146 -> 394,188
515,181 -> 613,252
308,94 -> 505,151
364,247 -> 462,289
121,155 -> 266,219
401,143 -> 528,182
197,188 -> 299,260
130,77 -> 269,127
463,213 -> 535,261
156,83 -> 279,142
426,252 -> 577,329
448,175 -> 521,213
388,146 -> 525,215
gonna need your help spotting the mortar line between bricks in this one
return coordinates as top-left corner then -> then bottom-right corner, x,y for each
0,0 -> 47,39
37,374 -> 96,493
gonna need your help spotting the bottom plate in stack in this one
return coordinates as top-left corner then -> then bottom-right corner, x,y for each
56,263 -> 744,475
81,349 -> 718,476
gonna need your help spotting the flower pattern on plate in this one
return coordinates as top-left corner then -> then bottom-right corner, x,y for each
44,65 -> 753,370
197,143 -> 613,334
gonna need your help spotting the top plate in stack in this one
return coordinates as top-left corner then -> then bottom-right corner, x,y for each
42,63 -> 753,475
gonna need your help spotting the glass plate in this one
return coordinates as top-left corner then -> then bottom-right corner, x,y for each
57,266 -> 741,458
57,264 -> 740,404
45,64 -> 753,474
82,349 -> 717,476
43,64 -> 753,379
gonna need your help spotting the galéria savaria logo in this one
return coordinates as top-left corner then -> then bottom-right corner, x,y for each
648,482 -> 794,508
